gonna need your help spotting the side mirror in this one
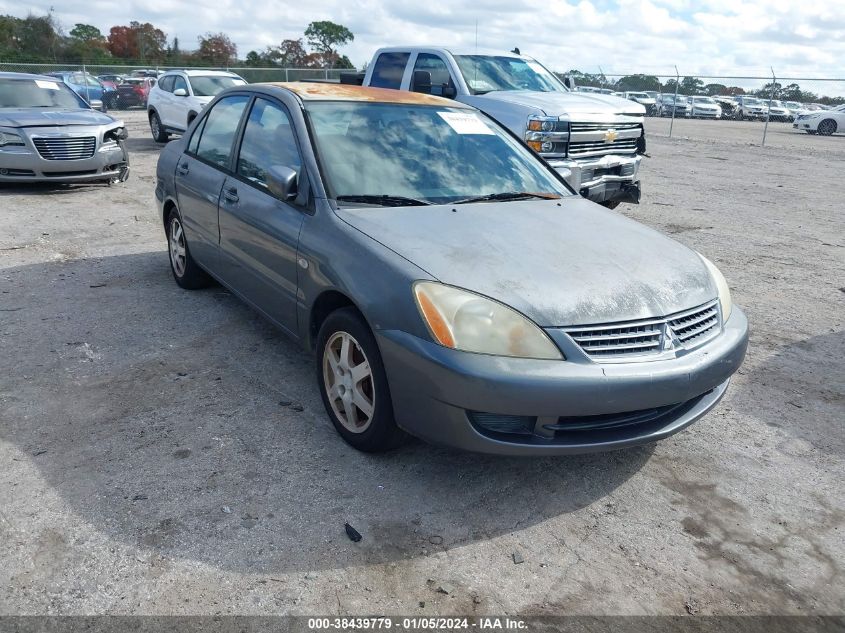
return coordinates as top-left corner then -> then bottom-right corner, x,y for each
412,70 -> 432,94
440,82 -> 457,99
266,165 -> 298,201
90,99 -> 105,112
173,88 -> 188,97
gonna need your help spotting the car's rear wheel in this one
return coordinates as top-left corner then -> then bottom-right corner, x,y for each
817,119 -> 837,136
316,308 -> 406,452
150,112 -> 169,143
167,209 -> 211,289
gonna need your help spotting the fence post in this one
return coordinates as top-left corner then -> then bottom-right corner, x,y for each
669,65 -> 679,138
285,68 -> 289,82
325,68 -> 329,80
762,67 -> 776,147
598,66 -> 605,92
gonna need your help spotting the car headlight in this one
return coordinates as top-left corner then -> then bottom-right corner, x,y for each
697,254 -> 732,321
524,115 -> 568,154
413,281 -> 563,360
0,129 -> 24,147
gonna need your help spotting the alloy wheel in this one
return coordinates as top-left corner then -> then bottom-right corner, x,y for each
322,331 -> 375,433
169,217 -> 187,277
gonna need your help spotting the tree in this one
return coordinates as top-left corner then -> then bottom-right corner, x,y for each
704,83 -> 727,96
679,76 -> 704,95
304,20 -> 353,67
616,74 -> 661,91
196,32 -> 237,65
67,23 -> 109,62
107,21 -> 166,62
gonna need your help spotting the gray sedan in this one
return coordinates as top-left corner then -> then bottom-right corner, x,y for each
155,82 -> 748,455
0,72 -> 129,184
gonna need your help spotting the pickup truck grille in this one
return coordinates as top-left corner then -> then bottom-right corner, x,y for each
567,122 -> 641,158
562,300 -> 721,360
33,136 -> 96,161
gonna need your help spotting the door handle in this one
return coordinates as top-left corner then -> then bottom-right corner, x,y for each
223,187 -> 239,203
176,162 -> 189,176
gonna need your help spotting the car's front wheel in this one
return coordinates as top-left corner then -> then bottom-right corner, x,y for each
150,111 -> 170,143
316,308 -> 406,452
817,119 -> 837,136
167,209 -> 211,289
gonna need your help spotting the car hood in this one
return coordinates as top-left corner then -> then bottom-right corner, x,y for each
478,90 -> 645,117
0,108 -> 117,128
339,197 -> 716,327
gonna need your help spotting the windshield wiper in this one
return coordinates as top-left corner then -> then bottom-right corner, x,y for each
454,191 -> 561,204
335,194 -> 432,207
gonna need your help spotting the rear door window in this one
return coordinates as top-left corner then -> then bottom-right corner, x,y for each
369,52 -> 409,89
192,95 -> 250,169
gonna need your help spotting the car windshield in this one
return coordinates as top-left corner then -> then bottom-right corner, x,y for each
629,93 -> 649,99
189,75 -> 246,97
694,97 -> 716,104
786,102 -> 801,108
744,98 -> 762,105
306,102 -> 571,205
664,95 -> 686,103
0,77 -> 84,109
453,55 -> 565,95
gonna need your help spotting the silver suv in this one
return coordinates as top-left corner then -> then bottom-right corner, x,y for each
147,70 -> 245,142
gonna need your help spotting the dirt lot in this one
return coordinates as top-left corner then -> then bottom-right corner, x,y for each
0,112 -> 843,616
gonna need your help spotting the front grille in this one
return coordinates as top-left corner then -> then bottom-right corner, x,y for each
33,136 -> 96,161
565,320 -> 663,356
567,121 -> 641,158
563,300 -> 720,360
667,301 -> 719,345
570,122 -> 641,133
568,138 -> 639,157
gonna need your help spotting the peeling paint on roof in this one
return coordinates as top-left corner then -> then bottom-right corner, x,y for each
259,82 -> 471,107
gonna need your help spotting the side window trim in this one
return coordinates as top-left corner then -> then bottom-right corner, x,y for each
184,93 -> 253,174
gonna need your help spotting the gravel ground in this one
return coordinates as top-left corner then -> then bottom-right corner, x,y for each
0,111 -> 843,616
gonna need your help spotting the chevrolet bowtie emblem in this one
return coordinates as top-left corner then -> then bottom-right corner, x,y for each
604,129 -> 618,143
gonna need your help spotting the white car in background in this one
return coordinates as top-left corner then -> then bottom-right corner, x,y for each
793,104 -> 845,136
624,91 -> 657,115
763,100 -> 793,122
146,69 -> 246,142
687,96 -> 722,119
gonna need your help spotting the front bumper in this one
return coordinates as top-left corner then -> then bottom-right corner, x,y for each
377,307 -> 748,455
0,126 -> 129,183
547,153 -> 642,205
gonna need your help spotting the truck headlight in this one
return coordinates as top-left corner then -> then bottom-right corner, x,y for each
525,115 -> 568,154
413,281 -> 563,360
698,254 -> 733,321
0,129 -> 24,147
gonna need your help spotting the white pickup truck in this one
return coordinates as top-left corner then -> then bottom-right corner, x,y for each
352,47 -> 647,207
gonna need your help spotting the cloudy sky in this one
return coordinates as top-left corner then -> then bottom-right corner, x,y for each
3,0 -> 843,89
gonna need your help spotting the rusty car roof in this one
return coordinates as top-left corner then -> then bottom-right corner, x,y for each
259,82 -> 472,107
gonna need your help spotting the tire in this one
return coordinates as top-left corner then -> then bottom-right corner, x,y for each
105,93 -> 118,110
166,209 -> 211,289
316,308 -> 406,452
600,200 -> 621,210
150,111 -> 170,143
817,119 -> 837,136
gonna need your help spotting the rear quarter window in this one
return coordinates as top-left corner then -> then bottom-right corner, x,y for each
369,52 -> 410,89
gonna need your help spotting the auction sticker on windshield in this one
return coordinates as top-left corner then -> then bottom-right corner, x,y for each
437,111 -> 493,135
35,80 -> 60,90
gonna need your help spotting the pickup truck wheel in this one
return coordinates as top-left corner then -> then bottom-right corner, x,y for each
317,308 -> 407,453
817,119 -> 837,136
167,209 -> 211,289
150,112 -> 169,143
